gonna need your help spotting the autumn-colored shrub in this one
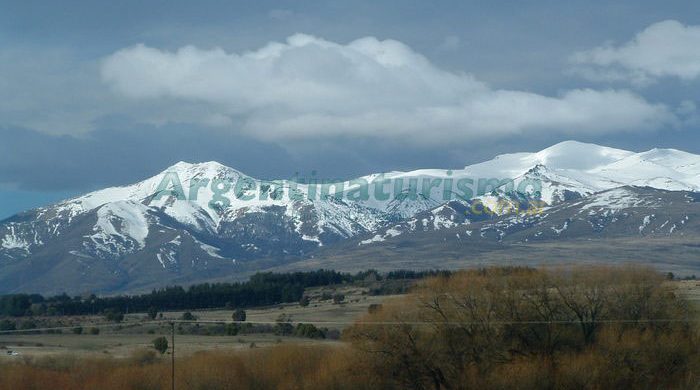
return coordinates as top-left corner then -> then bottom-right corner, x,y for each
343,266 -> 700,389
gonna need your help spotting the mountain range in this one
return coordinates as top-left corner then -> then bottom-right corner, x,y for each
2,140 -> 700,294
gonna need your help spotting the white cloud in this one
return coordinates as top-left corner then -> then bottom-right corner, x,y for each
101,33 -> 677,144
570,20 -> 700,85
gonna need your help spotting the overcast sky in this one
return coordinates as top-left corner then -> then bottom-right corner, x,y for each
1,0 -> 700,218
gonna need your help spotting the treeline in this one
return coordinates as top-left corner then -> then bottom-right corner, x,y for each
0,269 -> 448,317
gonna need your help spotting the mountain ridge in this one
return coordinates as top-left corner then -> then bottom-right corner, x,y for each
2,140 -> 700,294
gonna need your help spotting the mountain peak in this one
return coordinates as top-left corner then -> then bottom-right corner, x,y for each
162,161 -> 245,178
533,140 -> 633,170
165,160 -> 227,170
537,140 -> 631,156
543,140 -> 595,149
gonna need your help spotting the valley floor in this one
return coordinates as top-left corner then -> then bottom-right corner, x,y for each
0,285 -> 395,359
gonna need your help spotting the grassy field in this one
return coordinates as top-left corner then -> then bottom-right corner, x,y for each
676,279 -> 700,302
0,285 -> 397,359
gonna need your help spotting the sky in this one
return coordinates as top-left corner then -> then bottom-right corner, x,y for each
1,0 -> 700,218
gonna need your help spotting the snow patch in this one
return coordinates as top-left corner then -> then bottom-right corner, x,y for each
1,226 -> 30,251
639,215 -> 654,233
551,220 -> 569,235
93,201 -> 150,248
359,234 -> 385,246
199,242 -> 226,259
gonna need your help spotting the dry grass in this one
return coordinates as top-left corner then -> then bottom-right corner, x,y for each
0,344 -> 364,390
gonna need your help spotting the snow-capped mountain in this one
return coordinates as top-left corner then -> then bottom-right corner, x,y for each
2,140 -> 700,294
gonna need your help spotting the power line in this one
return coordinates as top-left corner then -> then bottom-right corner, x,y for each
2,317 -> 700,335
168,318 -> 700,325
0,320 -> 162,334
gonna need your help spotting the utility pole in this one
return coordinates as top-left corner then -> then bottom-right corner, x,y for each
170,322 -> 175,390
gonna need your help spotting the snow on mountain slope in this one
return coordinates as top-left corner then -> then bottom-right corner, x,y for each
636,148 -> 700,175
351,186 -> 700,250
85,201 -> 151,258
1,225 -> 34,252
330,141 -> 700,216
482,164 -> 596,206
0,161 -> 398,269
467,142 -> 700,201
466,140 -> 633,174
46,140 -> 700,234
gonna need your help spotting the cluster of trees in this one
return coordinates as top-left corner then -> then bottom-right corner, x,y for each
0,318 -> 38,332
71,327 -> 100,335
291,323 -> 328,339
214,319 -> 331,340
272,319 -> 329,339
0,269 -> 444,318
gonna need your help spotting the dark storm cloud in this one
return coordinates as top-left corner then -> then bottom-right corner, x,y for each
0,123 -> 506,191
0,123 -> 500,191
0,124 -> 289,191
